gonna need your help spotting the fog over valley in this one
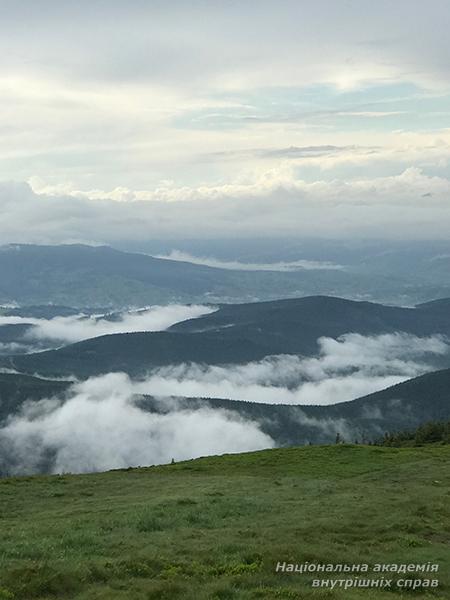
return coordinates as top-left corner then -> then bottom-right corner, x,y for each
1,295 -> 450,474
0,304 -> 215,351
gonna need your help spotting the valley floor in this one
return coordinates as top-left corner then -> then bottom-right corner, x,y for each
0,445 -> 449,599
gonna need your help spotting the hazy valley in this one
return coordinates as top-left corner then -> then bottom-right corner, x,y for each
0,243 -> 449,477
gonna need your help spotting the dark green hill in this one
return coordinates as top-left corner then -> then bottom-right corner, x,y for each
171,294 -> 450,342
0,323 -> 33,343
416,297 -> 450,313
0,373 -> 70,421
329,367 -> 450,423
0,330 -> 270,378
4,296 -> 450,378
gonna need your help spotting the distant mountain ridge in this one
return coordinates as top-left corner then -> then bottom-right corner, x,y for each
0,243 -> 231,307
416,298 -> 450,312
0,243 -> 358,308
1,243 -> 449,307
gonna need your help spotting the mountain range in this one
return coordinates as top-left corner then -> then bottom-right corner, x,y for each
1,242 -> 450,308
1,260 -> 449,475
2,295 -> 450,378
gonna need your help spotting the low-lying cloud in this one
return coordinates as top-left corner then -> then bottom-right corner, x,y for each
155,250 -> 344,271
135,332 -> 448,406
0,333 -> 450,474
0,373 -> 274,476
0,304 -> 215,345
0,342 -> 30,355
0,332 -> 446,476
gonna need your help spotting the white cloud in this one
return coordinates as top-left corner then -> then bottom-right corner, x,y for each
0,2 -> 449,190
1,1 -> 449,92
29,162 -> 450,204
0,332 -> 446,475
0,373 -> 274,475
336,111 -> 408,118
127,332 -> 449,406
0,305 -> 216,345
1,167 -> 450,243
0,342 -> 30,355
154,250 -> 344,271
0,5 -> 449,240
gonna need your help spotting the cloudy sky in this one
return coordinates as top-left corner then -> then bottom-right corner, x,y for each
1,0 -> 450,242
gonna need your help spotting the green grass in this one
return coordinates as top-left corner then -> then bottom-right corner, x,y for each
0,445 -> 449,599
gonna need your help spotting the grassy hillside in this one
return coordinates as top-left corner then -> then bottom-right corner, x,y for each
0,445 -> 448,599
5,296 -> 450,378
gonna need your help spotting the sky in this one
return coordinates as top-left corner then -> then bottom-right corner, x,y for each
1,0 -> 450,242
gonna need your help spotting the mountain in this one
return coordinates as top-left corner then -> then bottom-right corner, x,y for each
170,294 -> 450,339
118,237 -> 450,304
1,243 -> 449,308
0,323 -> 34,344
0,305 -> 91,319
3,295 -> 450,379
416,297 -> 450,313
0,243 -> 232,307
0,243 -> 363,308
0,373 -> 69,422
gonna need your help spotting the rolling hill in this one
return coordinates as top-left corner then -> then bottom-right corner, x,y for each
0,323 -> 33,344
0,373 -> 69,422
416,297 -> 450,313
3,295 -> 450,379
1,294 -> 449,478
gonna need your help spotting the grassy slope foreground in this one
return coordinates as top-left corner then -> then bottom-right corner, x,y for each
0,446 -> 449,600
